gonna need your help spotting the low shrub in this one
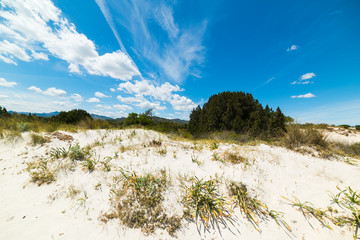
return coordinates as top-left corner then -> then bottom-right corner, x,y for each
283,124 -> 328,149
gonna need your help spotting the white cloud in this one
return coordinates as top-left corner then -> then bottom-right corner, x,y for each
43,87 -> 66,97
117,94 -> 165,111
169,94 -> 197,111
113,104 -> 133,111
154,4 -> 179,39
95,92 -> 109,98
0,40 -> 31,62
0,77 -> 17,87
31,51 -> 49,60
0,0 -> 140,80
264,77 -> 275,85
28,86 -> 43,93
291,93 -> 316,98
87,97 -> 100,103
286,45 -> 299,52
117,79 -> 196,111
0,94 -> 9,99
292,72 -> 316,84
71,93 -> 83,102
110,88 -> 115,92
301,72 -> 316,80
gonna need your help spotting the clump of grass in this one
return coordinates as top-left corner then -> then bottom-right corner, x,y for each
223,152 -> 247,164
100,156 -> 112,172
69,143 -> 90,161
182,177 -> 232,229
81,157 -> 97,172
30,133 -> 49,146
211,152 -> 224,163
104,169 -> 182,236
50,146 -> 69,159
157,148 -> 167,156
26,157 -> 56,186
332,142 -> 360,159
149,139 -> 162,147
229,181 -> 291,232
191,154 -> 203,166
209,141 -> 219,150
284,196 -> 332,229
329,187 -> 360,239
283,124 -> 328,150
67,184 -> 81,199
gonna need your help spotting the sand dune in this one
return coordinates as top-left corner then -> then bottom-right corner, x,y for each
1,129 -> 359,239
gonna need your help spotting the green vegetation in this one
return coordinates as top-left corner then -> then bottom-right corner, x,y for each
182,177 -> 232,229
103,169 -> 182,236
229,181 -> 291,232
188,91 -> 286,138
30,133 -> 49,146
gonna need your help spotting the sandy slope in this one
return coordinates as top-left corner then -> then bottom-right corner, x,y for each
0,129 -> 359,240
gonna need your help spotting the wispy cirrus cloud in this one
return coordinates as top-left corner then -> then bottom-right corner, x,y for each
0,0 -> 139,80
95,0 -> 207,83
291,93 -> 316,98
292,72 -> 316,84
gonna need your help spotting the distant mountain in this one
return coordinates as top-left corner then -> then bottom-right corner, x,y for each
8,111 -> 59,117
90,114 -> 113,120
8,110 -> 187,124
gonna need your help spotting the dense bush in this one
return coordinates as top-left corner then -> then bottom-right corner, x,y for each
56,109 -> 92,124
355,125 -> 360,131
188,91 -> 286,137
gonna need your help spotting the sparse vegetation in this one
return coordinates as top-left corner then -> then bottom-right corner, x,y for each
229,181 -> 291,232
30,133 -> 49,146
182,177 -> 232,229
330,187 -> 360,239
223,152 -> 247,164
103,169 -> 182,236
26,157 -> 56,186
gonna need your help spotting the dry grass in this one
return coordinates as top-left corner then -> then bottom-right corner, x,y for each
26,157 -> 56,186
103,169 -> 182,236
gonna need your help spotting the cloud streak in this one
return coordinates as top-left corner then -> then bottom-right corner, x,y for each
291,93 -> 316,98
96,0 -> 207,83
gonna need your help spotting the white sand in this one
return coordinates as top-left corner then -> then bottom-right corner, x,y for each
1,129 -> 359,239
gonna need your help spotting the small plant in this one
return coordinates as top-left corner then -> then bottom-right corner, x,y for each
30,133 -> 49,146
50,146 -> 69,159
67,184 -> 81,199
149,139 -> 162,147
223,152 -> 247,164
69,144 -> 89,161
182,177 -> 232,229
157,148 -> 167,156
211,152 -> 224,163
27,157 -> 56,186
284,196 -> 332,229
100,156 -> 112,172
191,154 -> 202,166
209,141 -> 219,150
81,157 -> 97,172
329,187 -> 360,239
229,181 -> 291,232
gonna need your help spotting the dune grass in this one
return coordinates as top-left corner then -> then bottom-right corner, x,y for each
182,177 -> 232,229
103,169 -> 182,236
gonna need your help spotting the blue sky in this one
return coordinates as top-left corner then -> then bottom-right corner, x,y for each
0,0 -> 359,124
